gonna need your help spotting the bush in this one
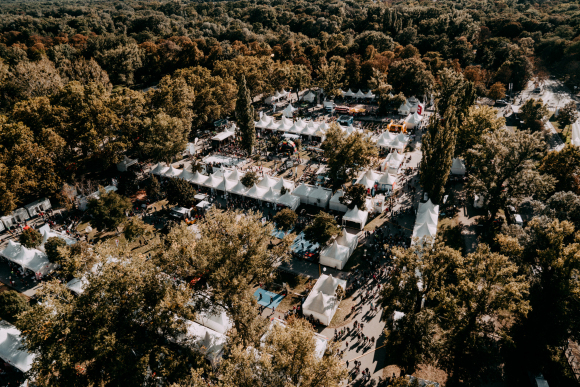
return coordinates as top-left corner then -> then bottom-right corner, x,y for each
273,208 -> 298,231
166,177 -> 197,207
87,188 -> 132,231
241,171 -> 260,187
45,236 -> 67,264
19,228 -> 43,248
0,290 -> 30,324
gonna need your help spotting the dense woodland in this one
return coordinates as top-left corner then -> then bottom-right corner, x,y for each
1,0 -> 580,213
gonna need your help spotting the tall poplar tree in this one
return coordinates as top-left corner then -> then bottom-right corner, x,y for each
236,75 -> 256,155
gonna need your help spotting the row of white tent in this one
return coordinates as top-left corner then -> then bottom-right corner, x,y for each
411,199 -> 440,245
0,223 -> 75,275
375,131 -> 410,151
254,115 -> 362,139
151,165 -> 302,210
339,88 -> 375,99
303,274 -> 348,325
404,112 -> 423,129
265,89 -> 291,104
0,198 -> 52,232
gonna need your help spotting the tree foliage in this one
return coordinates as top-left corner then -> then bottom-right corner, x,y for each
166,177 -> 198,208
339,184 -> 367,210
0,290 -> 30,324
87,188 -> 132,231
236,75 -> 256,155
455,105 -> 505,158
19,227 -> 43,248
44,236 -> 67,263
240,171 -> 259,188
123,216 -> 154,242
557,101 -> 579,128
303,211 -> 340,246
273,208 -> 297,231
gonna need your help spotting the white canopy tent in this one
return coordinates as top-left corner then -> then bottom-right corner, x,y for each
24,198 -> 51,218
215,176 -> 237,192
38,224 -> 76,248
308,186 -> 332,208
1,215 -> 15,230
150,163 -> 169,176
282,104 -> 296,118
356,175 -> 375,191
66,277 -> 89,295
572,120 -> 580,146
292,183 -> 314,204
404,112 -> 423,129
182,320 -> 226,364
329,190 -> 348,212
381,152 -> 405,174
302,274 -> 347,326
398,102 -> 411,115
0,321 -> 35,373
303,91 -> 316,103
201,173 -> 222,190
1,240 -> 52,275
364,90 -> 375,99
379,173 -> 397,192
342,205 -> 368,230
163,166 -> 182,178
336,229 -> 358,255
246,184 -> 267,200
376,131 -> 396,148
178,168 -> 195,182
355,89 -> 366,98
190,171 -> 209,186
195,308 -> 233,335
262,187 -> 281,203
116,155 -> 138,172
230,180 -> 249,196
273,177 -> 295,192
450,158 -> 466,175
344,89 -> 355,97
278,192 -> 300,210
12,208 -> 28,223
319,240 -> 351,270
257,174 -> 278,189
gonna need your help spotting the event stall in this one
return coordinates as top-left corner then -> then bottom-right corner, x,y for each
195,308 -> 233,335
23,198 -> 51,218
278,192 -> 300,210
329,190 -> 348,213
211,127 -> 236,149
38,224 -> 76,248
404,112 -> 423,129
303,91 -> 316,103
381,152 -> 405,174
308,186 -> 332,208
116,155 -> 138,172
282,104 -> 296,118
1,240 -> 52,275
450,158 -> 466,175
302,274 -> 347,326
319,240 -> 350,270
0,321 -> 35,373
342,205 -> 368,230
150,163 -> 169,176
411,199 -> 440,246
572,120 -> 580,146
379,173 -> 397,193
292,183 -> 314,204
1,215 -> 14,230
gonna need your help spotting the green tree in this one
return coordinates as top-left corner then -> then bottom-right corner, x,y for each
488,82 -> 506,101
0,290 -> 30,324
466,129 -> 555,221
123,216 -> 154,242
455,105 -> 505,158
539,144 -> 580,195
166,177 -> 197,208
557,101 -> 579,128
322,124 -> 378,184
339,184 -> 367,210
17,250 -> 198,387
236,75 -> 256,155
388,57 -> 434,97
303,212 -> 340,246
19,227 -> 43,249
240,171 -> 259,188
317,62 -> 345,98
273,208 -> 298,231
140,112 -> 189,164
87,188 -> 132,231
520,98 -> 548,131
44,236 -> 67,264
290,64 -> 312,101
146,175 -> 162,201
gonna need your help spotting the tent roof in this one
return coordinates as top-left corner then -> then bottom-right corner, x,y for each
379,173 -> 397,185
212,129 -> 236,141
150,163 -> 169,175
0,321 -> 35,373
304,292 -> 331,315
257,174 -> 278,188
415,210 -> 438,226
164,166 -> 182,178
418,199 -> 439,215
364,90 -> 375,98
203,173 -> 222,188
344,89 -> 355,97
355,90 -> 366,98
413,222 -> 437,238
343,205 -> 368,224
336,230 -> 358,248
216,176 -> 237,191
190,171 -> 208,185
230,180 -> 249,195
273,177 -> 294,191
226,169 -> 244,181
320,242 -> 350,265
178,169 -> 195,181
262,187 -> 281,202
247,184 -> 267,199
318,273 -> 338,295
365,169 -> 382,183
330,190 -> 344,203
278,192 -> 300,208
357,175 -> 374,190
293,183 -> 313,197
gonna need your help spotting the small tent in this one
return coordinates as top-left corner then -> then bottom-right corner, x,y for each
319,240 -> 351,270
116,155 -> 138,172
450,158 -> 466,175
303,91 -> 316,103
292,183 -> 314,204
0,321 -> 35,373
282,104 -> 296,118
342,205 -> 368,230
277,192 -> 300,210
329,190 -> 348,213
150,163 -> 169,176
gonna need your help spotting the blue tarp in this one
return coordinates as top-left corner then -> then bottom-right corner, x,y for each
253,288 -> 285,309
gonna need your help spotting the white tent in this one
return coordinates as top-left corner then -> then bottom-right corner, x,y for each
329,190 -> 348,212
282,104 -> 296,118
288,123 -> 302,134
190,171 -> 209,186
1,240 -> 52,275
273,177 -> 295,192
418,199 -> 439,216
344,89 -> 355,97
257,174 -> 278,189
1,215 -> 15,229
202,173 -> 222,189
365,169 -> 382,184
211,128 -> 236,142
24,198 -> 51,218
292,183 -> 314,204
116,155 -> 138,172
226,169 -> 244,181
230,180 -> 249,196
364,90 -> 375,99
572,120 -> 580,146
336,229 -> 358,255
178,168 -> 195,182
376,131 -> 396,148
379,173 -> 397,191
354,89 -> 365,98
150,163 -> 169,176
381,152 -> 405,174
278,192 -> 300,210
404,112 -> 423,129
302,274 -> 347,326
319,240 -> 351,270
308,186 -> 332,208
450,158 -> 466,175
0,321 -> 35,373
66,277 -> 89,295
246,184 -> 267,200
12,208 -> 28,223
216,176 -> 237,192
255,114 -> 273,129
389,137 -> 406,151
356,175 -> 375,190
342,205 -> 368,230
182,320 -> 226,364
195,308 -> 233,335
262,187 -> 281,203
38,224 -> 76,247
303,91 -> 316,103
398,102 -> 411,115
413,222 -> 437,239
163,166 -> 182,178
415,209 -> 438,227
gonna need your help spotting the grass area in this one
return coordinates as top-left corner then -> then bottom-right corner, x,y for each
437,217 -> 465,254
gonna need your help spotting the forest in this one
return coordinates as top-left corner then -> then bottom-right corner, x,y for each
0,0 -> 579,212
